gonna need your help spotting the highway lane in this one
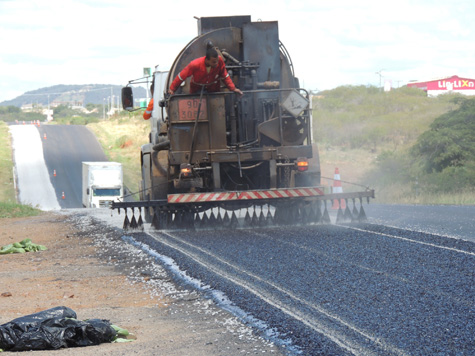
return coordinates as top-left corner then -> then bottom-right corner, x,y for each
9,123 -> 474,354
124,219 -> 475,355
10,124 -> 109,208
366,204 -> 475,242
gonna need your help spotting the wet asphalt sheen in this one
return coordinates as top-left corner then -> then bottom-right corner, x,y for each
131,222 -> 475,356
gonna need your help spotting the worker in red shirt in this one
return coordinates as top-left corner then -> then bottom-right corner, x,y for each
169,47 -> 243,96
143,82 -> 154,120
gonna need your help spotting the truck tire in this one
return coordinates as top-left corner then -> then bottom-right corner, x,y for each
151,150 -> 168,200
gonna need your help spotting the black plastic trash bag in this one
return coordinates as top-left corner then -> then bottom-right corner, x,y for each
0,306 -> 117,351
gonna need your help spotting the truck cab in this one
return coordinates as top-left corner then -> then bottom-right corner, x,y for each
82,162 -> 123,208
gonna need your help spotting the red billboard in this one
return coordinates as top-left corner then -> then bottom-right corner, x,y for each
427,76 -> 475,91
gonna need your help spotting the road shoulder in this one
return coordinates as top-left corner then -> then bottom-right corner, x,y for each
0,212 -> 282,355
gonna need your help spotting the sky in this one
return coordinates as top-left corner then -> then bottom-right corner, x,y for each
1,0 -> 474,102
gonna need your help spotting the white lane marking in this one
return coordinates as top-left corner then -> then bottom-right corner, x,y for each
342,225 -> 475,257
261,231 -> 474,307
369,220 -> 472,243
151,230 -> 409,356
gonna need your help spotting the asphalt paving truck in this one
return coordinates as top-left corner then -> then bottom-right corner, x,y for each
113,15 -> 374,230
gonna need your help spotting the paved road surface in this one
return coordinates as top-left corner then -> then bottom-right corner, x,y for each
366,203 -> 475,242
38,125 -> 108,208
125,220 -> 474,355
10,124 -> 108,208
9,123 -> 475,355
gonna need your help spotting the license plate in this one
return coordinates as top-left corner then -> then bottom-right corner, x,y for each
178,98 -> 207,120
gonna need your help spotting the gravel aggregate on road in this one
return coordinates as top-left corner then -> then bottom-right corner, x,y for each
126,222 -> 475,356
67,211 -> 285,355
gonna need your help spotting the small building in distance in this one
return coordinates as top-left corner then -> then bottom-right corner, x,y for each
407,75 -> 475,97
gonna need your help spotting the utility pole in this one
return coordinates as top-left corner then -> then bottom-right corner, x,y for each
375,69 -> 384,90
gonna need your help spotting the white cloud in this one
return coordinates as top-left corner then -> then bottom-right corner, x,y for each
0,0 -> 474,101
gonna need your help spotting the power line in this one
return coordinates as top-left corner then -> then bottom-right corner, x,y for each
375,69 -> 385,89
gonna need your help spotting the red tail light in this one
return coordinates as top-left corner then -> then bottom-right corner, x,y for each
296,159 -> 308,172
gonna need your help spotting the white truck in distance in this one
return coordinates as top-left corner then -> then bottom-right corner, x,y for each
82,162 -> 123,208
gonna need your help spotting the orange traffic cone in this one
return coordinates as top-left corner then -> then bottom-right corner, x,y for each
53,169 -> 56,177
43,133 -> 47,140
62,192 -> 65,199
331,168 -> 346,209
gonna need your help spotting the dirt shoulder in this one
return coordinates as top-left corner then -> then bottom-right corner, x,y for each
0,212 -> 283,355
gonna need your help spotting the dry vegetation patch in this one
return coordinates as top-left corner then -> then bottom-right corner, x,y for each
87,114 -> 149,198
0,122 -> 15,202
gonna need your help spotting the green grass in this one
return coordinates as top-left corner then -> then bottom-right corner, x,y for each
0,201 -> 40,218
0,122 -> 16,202
361,179 -> 475,205
87,112 -> 149,200
313,86 -> 475,205
313,86 -> 457,151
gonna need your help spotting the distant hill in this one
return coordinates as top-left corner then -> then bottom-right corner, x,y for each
0,84 -> 147,107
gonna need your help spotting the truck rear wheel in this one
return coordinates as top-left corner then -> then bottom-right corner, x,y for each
141,150 -> 169,223
151,150 -> 168,200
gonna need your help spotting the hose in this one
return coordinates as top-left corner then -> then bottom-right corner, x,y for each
188,85 -> 206,164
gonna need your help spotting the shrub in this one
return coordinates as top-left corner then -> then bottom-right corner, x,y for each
115,135 -> 133,149
411,97 -> 475,173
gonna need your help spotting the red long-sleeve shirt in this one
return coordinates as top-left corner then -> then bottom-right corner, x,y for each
170,56 -> 236,94
143,99 -> 153,120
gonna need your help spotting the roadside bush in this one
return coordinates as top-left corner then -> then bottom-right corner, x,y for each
313,85 -> 457,151
411,97 -> 475,173
0,110 -> 44,123
115,135 -> 133,149
365,150 -> 412,186
419,164 -> 475,193
53,116 -> 100,125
